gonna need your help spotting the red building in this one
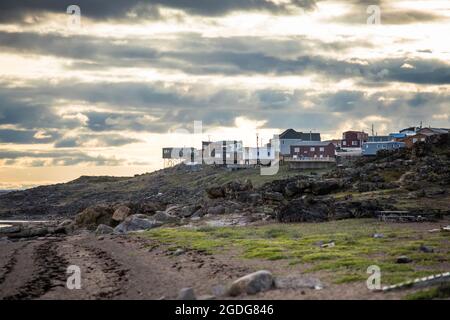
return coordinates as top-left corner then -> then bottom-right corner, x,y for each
290,142 -> 336,159
341,131 -> 368,148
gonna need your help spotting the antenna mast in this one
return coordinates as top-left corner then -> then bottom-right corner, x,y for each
256,133 -> 260,165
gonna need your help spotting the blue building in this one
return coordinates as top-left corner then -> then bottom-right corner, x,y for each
368,136 -> 392,142
362,141 -> 406,156
389,133 -> 407,139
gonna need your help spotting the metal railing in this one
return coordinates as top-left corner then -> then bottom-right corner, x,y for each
284,156 -> 336,162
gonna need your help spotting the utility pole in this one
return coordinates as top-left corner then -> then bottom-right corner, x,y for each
371,123 -> 375,136
256,133 -> 260,165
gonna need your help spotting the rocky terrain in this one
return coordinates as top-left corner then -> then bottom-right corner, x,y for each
1,133 -> 449,226
1,133 -> 450,300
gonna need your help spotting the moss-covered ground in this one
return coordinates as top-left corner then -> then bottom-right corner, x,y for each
140,219 -> 450,287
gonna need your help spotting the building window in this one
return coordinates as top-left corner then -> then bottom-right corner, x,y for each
343,141 -> 347,146
294,147 -> 299,152
352,141 -> 358,146
320,147 -> 324,152
413,138 -> 417,143
310,147 -> 315,151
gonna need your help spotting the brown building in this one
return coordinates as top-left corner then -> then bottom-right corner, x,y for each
417,127 -> 449,136
341,131 -> 368,148
290,142 -> 336,159
401,133 -> 429,148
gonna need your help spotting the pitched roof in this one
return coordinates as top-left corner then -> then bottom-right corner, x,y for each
279,129 -> 321,141
399,126 -> 419,133
418,128 -> 449,135
279,128 -> 303,139
291,141 -> 333,147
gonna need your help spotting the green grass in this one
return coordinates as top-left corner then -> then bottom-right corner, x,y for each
210,164 -> 331,188
405,283 -> 450,300
379,169 -> 405,183
140,219 -> 449,286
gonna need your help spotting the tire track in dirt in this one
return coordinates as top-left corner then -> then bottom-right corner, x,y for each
82,245 -> 129,299
3,240 -> 68,300
39,241 -> 130,300
0,244 -> 25,286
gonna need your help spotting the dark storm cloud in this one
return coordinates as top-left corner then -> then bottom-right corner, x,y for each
324,91 -> 365,112
54,134 -> 141,148
0,0 -> 317,23
1,30 -> 448,85
0,31 -> 372,71
247,88 -> 450,132
54,137 -> 78,148
0,1 -> 155,23
0,129 -> 60,144
317,89 -> 450,123
0,31 -> 161,64
0,150 -> 124,166
0,93 -> 81,130
2,77 -> 448,137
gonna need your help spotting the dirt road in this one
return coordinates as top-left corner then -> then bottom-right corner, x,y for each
0,232 -> 251,300
0,231 -> 433,300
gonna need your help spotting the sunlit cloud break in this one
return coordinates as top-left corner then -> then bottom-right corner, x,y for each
0,0 -> 449,188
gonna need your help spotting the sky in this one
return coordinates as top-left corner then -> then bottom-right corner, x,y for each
0,0 -> 449,189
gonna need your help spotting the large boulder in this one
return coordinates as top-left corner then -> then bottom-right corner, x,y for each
95,224 -> 114,235
206,180 -> 253,200
58,219 -> 74,227
227,270 -> 274,296
6,226 -> 50,239
224,180 -> 253,193
333,199 -> 387,219
75,205 -> 115,230
207,205 -> 226,215
152,211 -> 179,223
263,192 -> 284,202
177,287 -> 196,300
0,225 -> 21,234
206,185 -> 225,199
112,205 -> 131,222
277,198 -> 330,222
165,205 -> 182,215
138,201 -> 166,215
283,181 -> 301,198
310,179 -> 342,195
113,215 -> 162,234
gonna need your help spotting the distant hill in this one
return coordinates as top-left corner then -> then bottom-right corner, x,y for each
0,164 -> 298,218
0,190 -> 15,195
1,134 -> 449,220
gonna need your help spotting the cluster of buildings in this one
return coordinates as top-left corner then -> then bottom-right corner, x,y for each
162,126 -> 449,169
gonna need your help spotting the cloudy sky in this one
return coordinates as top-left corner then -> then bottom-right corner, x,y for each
0,0 -> 449,188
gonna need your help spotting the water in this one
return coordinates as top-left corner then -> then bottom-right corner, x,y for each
0,220 -> 49,230
0,220 -> 49,224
